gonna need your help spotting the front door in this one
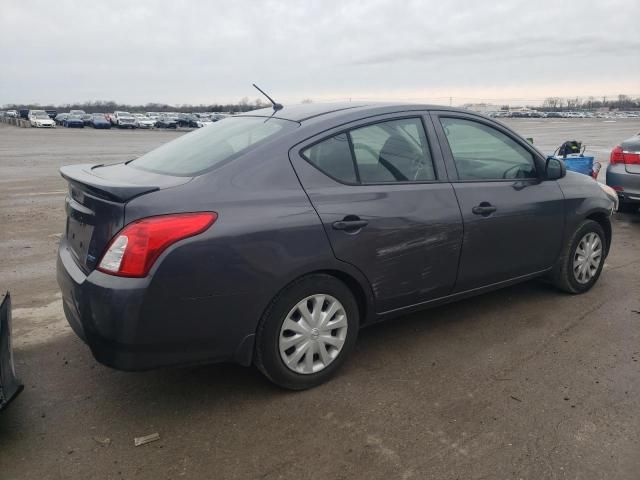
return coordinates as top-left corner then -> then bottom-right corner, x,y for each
431,112 -> 565,292
289,114 -> 463,313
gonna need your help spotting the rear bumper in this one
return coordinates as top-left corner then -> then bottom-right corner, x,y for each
1,293 -> 23,411
606,164 -> 640,203
56,240 -> 255,371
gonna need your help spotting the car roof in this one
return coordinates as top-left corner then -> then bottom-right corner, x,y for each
239,102 -> 473,123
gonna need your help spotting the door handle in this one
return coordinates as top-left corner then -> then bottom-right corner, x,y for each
332,218 -> 369,231
472,203 -> 497,216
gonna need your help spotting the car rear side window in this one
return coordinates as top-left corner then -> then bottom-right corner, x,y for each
302,134 -> 357,183
131,117 -> 296,176
301,117 -> 436,184
440,117 -> 537,181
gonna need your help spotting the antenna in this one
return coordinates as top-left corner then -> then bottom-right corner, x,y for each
252,84 -> 283,111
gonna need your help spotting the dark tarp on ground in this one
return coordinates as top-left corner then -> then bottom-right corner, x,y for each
0,292 -> 23,411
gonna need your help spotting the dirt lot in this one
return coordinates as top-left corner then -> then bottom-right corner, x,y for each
1,119 -> 639,479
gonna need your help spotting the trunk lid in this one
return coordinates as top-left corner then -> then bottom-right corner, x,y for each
60,163 -> 190,272
622,135 -> 640,174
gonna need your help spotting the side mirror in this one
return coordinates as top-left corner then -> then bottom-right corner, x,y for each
545,156 -> 566,180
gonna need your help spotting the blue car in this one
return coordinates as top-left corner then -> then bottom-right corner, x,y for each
90,114 -> 112,129
63,114 -> 84,128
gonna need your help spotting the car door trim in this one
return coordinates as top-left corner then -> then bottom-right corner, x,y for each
376,266 -> 552,318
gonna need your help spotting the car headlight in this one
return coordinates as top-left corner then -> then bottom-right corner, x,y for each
597,182 -> 619,212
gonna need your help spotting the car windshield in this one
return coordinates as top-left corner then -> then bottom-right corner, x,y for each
130,117 -> 297,176
35,113 -> 49,119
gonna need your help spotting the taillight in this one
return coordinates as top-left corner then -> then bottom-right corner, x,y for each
98,212 -> 217,277
610,146 -> 623,164
610,145 -> 640,165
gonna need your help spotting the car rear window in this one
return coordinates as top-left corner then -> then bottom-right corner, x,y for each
131,117 -> 296,176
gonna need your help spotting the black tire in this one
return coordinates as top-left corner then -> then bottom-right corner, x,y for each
551,219 -> 606,294
618,202 -> 639,214
254,274 -> 359,390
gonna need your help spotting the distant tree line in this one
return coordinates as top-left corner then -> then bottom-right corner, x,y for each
540,94 -> 640,111
2,97 -> 272,113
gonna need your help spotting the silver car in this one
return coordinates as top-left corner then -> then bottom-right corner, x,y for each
606,133 -> 640,212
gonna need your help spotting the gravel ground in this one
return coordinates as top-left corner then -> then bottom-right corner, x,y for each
0,119 -> 639,479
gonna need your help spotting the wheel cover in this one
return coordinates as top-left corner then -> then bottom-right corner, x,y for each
573,232 -> 603,284
279,294 -> 348,375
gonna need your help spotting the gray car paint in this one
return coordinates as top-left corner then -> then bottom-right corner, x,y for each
606,133 -> 640,204
56,103 -> 614,371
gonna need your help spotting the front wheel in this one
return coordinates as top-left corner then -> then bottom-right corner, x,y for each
255,274 -> 359,390
551,219 -> 606,294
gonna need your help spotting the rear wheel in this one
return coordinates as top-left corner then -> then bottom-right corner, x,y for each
551,220 -> 606,294
255,274 -> 359,390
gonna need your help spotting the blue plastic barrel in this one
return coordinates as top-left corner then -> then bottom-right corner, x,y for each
560,155 -> 594,176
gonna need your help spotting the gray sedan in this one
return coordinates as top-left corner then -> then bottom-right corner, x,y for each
606,133 -> 640,212
56,103 -> 615,389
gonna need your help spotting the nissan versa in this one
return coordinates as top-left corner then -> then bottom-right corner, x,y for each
57,103 -> 615,389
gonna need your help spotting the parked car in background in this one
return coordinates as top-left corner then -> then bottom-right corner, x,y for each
19,109 -> 29,120
54,113 -> 69,125
28,110 -> 56,128
63,114 -> 85,128
6,110 -> 18,118
155,114 -> 177,129
112,111 -> 137,129
606,132 -> 640,213
56,103 -> 614,390
70,110 -> 86,116
133,114 -> 156,129
89,113 -> 111,129
45,110 -> 58,119
176,113 -> 199,128
81,114 -> 93,126
196,115 -> 213,128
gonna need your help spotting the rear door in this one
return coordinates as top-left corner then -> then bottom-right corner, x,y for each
431,111 -> 565,292
289,113 -> 463,314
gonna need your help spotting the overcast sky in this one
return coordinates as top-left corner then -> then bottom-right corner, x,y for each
1,0 -> 639,106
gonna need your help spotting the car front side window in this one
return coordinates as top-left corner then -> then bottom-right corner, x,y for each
440,117 -> 537,181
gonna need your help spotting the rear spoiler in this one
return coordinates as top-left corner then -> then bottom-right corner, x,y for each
0,292 -> 23,411
60,164 -> 160,202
